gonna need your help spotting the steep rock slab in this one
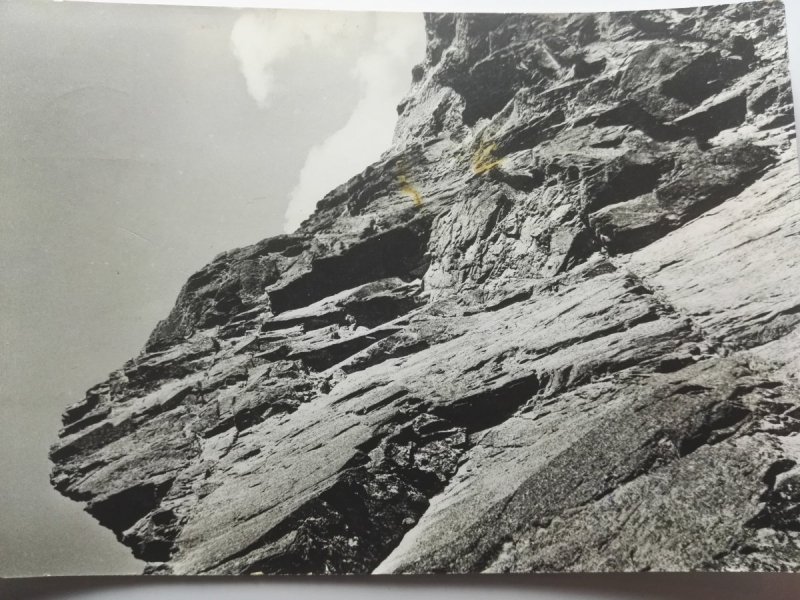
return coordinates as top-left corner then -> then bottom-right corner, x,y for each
51,2 -> 800,575
377,359 -> 800,573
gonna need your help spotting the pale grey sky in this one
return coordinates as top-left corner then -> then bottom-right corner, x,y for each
0,0 -> 423,576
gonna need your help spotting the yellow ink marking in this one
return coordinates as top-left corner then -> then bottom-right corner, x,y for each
472,137 -> 503,175
398,173 -> 423,207
397,159 -> 423,207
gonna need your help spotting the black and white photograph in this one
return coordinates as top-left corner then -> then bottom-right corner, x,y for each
2,0 -> 800,589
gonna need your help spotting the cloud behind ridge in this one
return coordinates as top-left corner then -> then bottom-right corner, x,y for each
230,10 -> 424,232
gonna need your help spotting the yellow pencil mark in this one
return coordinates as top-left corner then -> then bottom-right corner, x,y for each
398,174 -> 423,207
397,159 -> 423,207
472,137 -> 503,175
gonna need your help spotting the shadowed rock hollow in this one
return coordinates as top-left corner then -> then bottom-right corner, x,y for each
51,2 -> 800,574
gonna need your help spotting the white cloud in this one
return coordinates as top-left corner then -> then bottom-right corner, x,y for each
282,13 -> 425,232
230,10 -> 425,233
230,10 -> 371,107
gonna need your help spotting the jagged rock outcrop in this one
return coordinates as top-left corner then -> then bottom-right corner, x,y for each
51,1 -> 800,574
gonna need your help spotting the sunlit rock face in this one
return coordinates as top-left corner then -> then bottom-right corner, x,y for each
51,2 -> 800,575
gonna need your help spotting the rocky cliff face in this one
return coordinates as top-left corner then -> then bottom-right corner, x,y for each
51,2 -> 800,574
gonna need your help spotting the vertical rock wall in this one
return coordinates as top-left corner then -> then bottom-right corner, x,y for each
51,2 -> 800,574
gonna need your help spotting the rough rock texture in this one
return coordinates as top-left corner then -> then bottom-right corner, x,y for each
51,2 -> 800,574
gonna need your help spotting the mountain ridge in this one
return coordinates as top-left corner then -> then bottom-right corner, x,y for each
52,1 -> 800,574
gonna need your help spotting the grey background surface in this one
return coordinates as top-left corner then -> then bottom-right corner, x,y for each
2,0 -> 800,597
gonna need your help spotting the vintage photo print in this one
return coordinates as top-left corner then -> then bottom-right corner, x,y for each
1,0 -> 799,577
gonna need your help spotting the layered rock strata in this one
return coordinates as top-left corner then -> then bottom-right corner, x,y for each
51,1 -> 800,574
